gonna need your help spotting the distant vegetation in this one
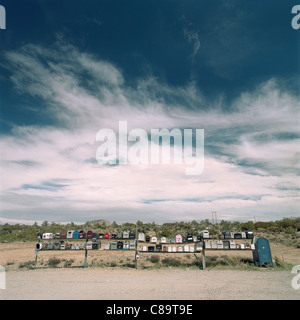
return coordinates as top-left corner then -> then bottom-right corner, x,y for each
0,217 -> 299,243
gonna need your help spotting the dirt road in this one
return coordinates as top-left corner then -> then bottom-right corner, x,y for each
1,268 -> 299,300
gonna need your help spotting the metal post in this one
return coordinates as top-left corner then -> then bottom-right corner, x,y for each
202,241 -> 206,270
34,253 -> 38,270
83,237 -> 88,268
135,223 -> 138,269
34,240 -> 40,270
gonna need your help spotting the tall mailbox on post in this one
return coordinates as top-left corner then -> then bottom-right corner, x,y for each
253,237 -> 273,267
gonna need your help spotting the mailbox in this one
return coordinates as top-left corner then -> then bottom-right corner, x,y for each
200,230 -> 209,239
123,231 -> 129,239
123,241 -> 130,249
205,240 -> 212,249
104,232 -> 110,239
222,231 -> 231,239
151,236 -> 157,243
67,230 -> 74,239
92,242 -> 99,250
175,234 -> 183,243
60,230 -> 67,239
156,244 -> 162,251
234,233 -> 242,239
138,233 -> 145,242
253,237 -> 273,267
184,245 -> 189,252
54,232 -> 60,239
186,233 -> 193,242
246,230 -> 254,239
79,230 -> 86,239
129,241 -> 135,250
53,242 -> 61,250
229,240 -> 236,249
47,243 -> 54,250
117,241 -> 123,249
73,230 -> 79,239
42,233 -> 54,240
116,231 -> 123,239
223,241 -> 230,250
217,241 -> 223,249
129,230 -> 136,239
87,230 -> 93,239
86,241 -> 93,250
194,242 -> 202,252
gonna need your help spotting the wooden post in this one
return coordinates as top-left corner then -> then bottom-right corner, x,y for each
135,223 -> 138,269
34,252 -> 38,269
193,253 -> 202,269
34,240 -> 40,270
83,237 -> 88,268
202,241 -> 206,270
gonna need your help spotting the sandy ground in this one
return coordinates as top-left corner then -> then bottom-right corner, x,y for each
0,241 -> 300,300
1,268 -> 299,300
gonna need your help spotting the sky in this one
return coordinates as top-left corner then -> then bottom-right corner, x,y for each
0,0 -> 299,225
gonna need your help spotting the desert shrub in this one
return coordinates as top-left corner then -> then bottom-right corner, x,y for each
110,262 -> 117,267
273,256 -> 290,269
48,257 -> 61,268
64,259 -> 74,268
18,260 -> 35,269
150,255 -> 160,263
161,257 -> 181,267
205,255 -> 252,269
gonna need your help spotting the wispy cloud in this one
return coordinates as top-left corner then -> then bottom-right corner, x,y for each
183,27 -> 200,63
1,39 -> 299,223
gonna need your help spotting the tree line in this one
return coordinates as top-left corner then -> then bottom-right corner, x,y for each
1,217 -> 299,243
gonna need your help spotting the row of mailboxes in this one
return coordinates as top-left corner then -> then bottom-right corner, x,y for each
38,230 -> 137,240
38,230 -> 212,242
104,241 -> 136,250
204,240 -> 255,250
38,230 -> 254,244
137,231 -> 210,244
138,244 -> 202,252
222,231 -> 254,239
36,241 -> 101,250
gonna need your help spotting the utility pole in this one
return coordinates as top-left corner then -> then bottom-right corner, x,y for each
212,211 -> 217,224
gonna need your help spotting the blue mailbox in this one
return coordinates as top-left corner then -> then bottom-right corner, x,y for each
253,237 -> 273,267
72,230 -> 79,239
